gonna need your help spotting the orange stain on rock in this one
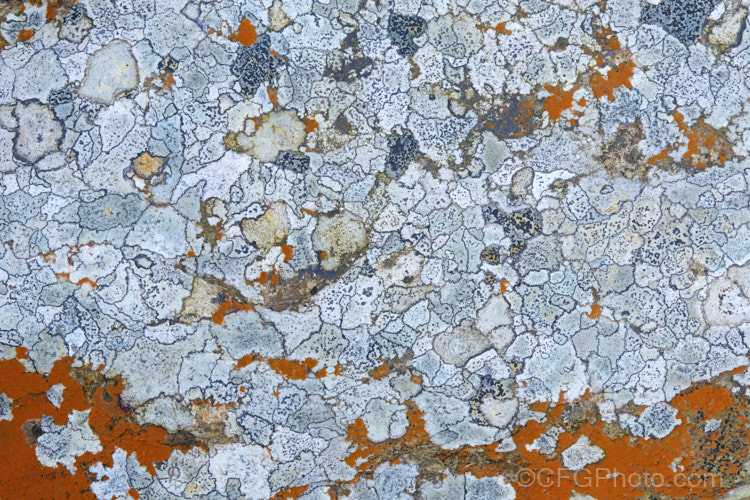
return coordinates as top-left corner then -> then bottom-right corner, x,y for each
544,85 -> 579,121
590,61 -> 635,101
230,18 -> 257,46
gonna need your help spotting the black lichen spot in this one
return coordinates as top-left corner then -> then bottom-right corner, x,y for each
483,206 -> 541,237
276,151 -> 310,173
231,33 -> 277,97
387,14 -> 427,57
385,130 -> 420,179
63,3 -> 84,24
49,86 -> 74,106
641,0 -> 720,45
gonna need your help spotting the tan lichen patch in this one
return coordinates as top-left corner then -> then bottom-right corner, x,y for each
177,277 -> 224,324
241,202 -> 290,250
704,1 -> 748,54
598,120 -> 650,180
131,152 -> 165,181
225,110 -> 306,162
177,276 -> 253,325
313,211 -> 368,271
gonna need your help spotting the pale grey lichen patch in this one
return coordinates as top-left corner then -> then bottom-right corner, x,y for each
78,40 -> 138,104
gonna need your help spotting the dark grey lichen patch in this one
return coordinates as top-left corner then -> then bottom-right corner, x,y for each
385,130 -> 421,179
276,151 -> 310,173
484,94 -> 543,139
483,206 -> 542,256
387,14 -> 427,57
324,30 -> 374,83
230,33 -> 278,97
641,0 -> 721,45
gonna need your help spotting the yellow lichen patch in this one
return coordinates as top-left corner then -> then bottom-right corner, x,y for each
177,277 -> 224,324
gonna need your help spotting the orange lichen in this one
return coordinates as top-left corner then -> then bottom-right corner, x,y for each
258,271 -> 270,285
0,357 -> 197,498
587,303 -> 601,319
230,18 -> 257,46
672,111 -> 731,168
267,86 -> 279,108
303,117 -> 319,132
211,298 -> 254,325
300,207 -> 317,217
235,354 -> 318,381
187,250 -> 196,257
339,368 -> 749,499
17,30 -> 34,42
272,485 -> 310,499
15,346 -> 28,359
590,61 -> 635,101
370,364 -> 390,380
319,251 -> 328,260
648,147 -> 671,165
481,22 -> 512,35
500,279 -> 510,293
543,85 -> 579,121
128,489 -> 140,499
281,244 -> 294,262
56,272 -> 98,289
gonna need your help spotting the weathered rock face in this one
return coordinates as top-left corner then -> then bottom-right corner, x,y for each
5,1 -> 750,498
79,40 -> 138,104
